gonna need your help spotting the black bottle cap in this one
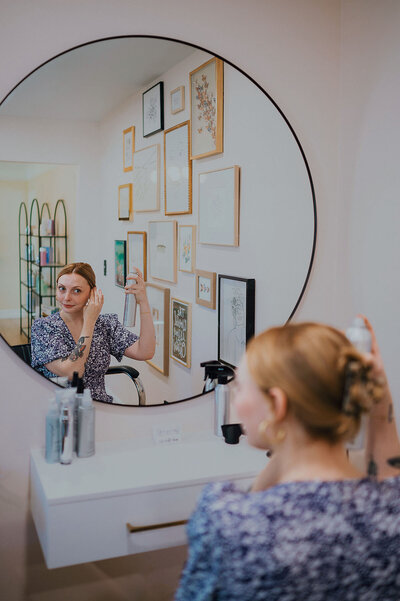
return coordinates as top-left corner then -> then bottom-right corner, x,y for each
77,378 -> 84,394
71,371 -> 79,388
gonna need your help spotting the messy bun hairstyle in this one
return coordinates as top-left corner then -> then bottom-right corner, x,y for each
246,322 -> 383,444
57,262 -> 96,289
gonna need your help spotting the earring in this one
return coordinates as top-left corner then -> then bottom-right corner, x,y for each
258,420 -> 286,444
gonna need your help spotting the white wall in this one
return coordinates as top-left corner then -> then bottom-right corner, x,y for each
2,1 -> 399,600
97,46 -> 314,405
0,180 -> 27,313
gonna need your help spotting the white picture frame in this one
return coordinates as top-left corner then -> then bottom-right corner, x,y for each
164,121 -> 192,215
178,225 -> 196,273
118,184 -> 132,220
148,220 -> 177,283
133,144 -> 160,212
198,165 -> 240,246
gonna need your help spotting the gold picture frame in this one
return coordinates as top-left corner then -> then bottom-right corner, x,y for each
170,85 -> 185,114
118,184 -> 132,221
127,231 -> 147,280
171,297 -> 192,368
146,283 -> 170,376
195,269 -> 216,309
123,126 -> 135,172
164,121 -> 192,215
189,57 -> 224,160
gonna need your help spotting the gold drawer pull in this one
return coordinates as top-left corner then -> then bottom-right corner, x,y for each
126,519 -> 188,533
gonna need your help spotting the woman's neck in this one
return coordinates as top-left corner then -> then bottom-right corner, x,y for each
59,309 -> 84,327
271,432 -> 362,485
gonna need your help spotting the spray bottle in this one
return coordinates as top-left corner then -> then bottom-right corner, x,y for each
123,272 -> 137,327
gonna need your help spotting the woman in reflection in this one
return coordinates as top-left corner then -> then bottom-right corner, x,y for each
175,317 -> 400,600
31,262 -> 155,402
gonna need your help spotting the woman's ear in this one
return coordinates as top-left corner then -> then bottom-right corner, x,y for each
266,387 -> 288,423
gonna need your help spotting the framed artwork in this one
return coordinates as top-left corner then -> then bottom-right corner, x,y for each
198,165 -> 240,246
127,231 -> 147,280
195,269 -> 216,309
142,81 -> 164,137
170,85 -> 185,114
189,57 -> 224,160
133,144 -> 160,212
148,220 -> 177,283
118,184 -> 132,220
171,298 -> 192,368
164,121 -> 192,215
123,126 -> 135,172
218,275 -> 255,368
178,225 -> 196,273
145,283 -> 170,375
114,240 -> 127,288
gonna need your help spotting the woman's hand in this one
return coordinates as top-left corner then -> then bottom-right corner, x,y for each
125,268 -> 147,305
83,287 -> 104,325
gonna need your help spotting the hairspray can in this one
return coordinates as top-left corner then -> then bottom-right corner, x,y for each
123,272 -> 137,327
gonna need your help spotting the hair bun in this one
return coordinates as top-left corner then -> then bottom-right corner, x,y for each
339,348 -> 383,418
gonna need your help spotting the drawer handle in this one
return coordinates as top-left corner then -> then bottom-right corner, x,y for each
126,519 -> 188,533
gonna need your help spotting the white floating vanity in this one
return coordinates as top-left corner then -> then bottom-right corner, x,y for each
30,433 -> 267,569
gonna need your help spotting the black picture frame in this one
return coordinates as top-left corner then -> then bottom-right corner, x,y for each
142,81 -> 164,137
114,240 -> 127,288
218,275 -> 255,368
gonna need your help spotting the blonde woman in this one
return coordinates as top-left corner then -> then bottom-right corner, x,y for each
176,318 -> 400,600
31,262 -> 155,402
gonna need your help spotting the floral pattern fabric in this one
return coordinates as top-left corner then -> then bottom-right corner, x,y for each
31,312 -> 138,402
175,477 -> 400,601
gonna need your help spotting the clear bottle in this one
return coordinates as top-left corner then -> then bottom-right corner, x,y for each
59,399 -> 74,465
45,397 -> 61,463
123,272 -> 137,327
77,389 -> 95,458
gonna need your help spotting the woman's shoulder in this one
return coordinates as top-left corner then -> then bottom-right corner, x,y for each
31,312 -> 62,333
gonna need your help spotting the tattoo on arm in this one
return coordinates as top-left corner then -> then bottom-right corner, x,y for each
367,457 -> 378,480
387,456 -> 400,469
61,336 -> 89,362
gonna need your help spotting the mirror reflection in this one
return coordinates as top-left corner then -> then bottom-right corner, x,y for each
0,37 -> 316,406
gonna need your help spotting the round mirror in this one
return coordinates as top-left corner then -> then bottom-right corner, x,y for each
0,36 -> 316,406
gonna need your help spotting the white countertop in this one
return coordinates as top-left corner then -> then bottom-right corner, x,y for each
30,433 -> 268,504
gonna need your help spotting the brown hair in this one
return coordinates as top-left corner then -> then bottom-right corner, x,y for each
246,322 -> 383,443
57,262 -> 96,289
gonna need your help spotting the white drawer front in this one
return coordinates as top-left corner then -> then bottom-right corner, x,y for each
44,477 -> 253,568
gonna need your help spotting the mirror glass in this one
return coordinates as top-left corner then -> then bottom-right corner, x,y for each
0,37 -> 316,406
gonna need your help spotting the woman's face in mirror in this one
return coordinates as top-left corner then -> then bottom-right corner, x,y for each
56,273 -> 91,315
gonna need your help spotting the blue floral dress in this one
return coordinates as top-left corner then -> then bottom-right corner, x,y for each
175,477 -> 400,601
31,312 -> 138,402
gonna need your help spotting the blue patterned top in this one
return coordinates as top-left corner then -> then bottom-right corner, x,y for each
175,477 -> 400,601
31,312 -> 138,402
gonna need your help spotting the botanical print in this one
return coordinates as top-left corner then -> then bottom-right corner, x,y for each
220,280 -> 246,367
198,276 -> 211,302
190,58 -> 223,159
171,299 -> 191,368
133,145 -> 160,212
179,225 -> 195,272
